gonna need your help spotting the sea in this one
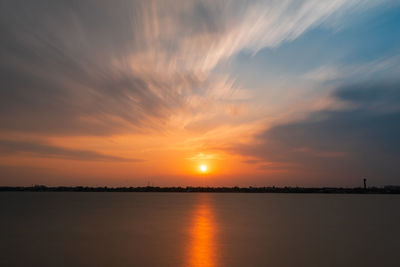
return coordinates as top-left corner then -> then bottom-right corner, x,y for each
0,192 -> 399,267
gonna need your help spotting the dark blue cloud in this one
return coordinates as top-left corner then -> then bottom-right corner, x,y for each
334,82 -> 400,106
238,81 -> 400,186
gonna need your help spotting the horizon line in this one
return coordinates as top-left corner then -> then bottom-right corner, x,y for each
1,185 -> 400,194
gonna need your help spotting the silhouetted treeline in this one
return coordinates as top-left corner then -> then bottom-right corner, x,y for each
0,185 -> 399,194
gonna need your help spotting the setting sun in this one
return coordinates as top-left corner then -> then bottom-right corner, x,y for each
200,165 -> 207,173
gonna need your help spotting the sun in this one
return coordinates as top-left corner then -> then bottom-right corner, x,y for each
200,164 -> 207,172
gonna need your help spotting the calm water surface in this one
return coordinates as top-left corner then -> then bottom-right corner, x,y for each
0,192 -> 399,267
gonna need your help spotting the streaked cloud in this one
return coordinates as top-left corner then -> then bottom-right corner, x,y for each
0,139 -> 141,162
0,0 -> 371,136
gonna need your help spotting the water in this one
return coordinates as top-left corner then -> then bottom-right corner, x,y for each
0,192 -> 399,267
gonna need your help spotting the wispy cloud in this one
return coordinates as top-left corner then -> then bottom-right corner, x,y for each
0,0 -> 371,136
0,139 -> 142,162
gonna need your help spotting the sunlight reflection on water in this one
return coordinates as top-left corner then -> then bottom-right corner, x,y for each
186,195 -> 218,267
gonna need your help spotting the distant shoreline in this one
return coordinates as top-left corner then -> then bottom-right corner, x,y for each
1,185 -> 400,194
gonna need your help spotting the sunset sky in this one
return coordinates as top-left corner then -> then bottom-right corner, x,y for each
1,0 -> 400,187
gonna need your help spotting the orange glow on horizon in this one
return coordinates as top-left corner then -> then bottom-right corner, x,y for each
0,129 -> 271,186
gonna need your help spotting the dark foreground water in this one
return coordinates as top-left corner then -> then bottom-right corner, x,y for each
0,193 -> 399,267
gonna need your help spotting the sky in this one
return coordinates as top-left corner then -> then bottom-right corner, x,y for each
0,0 -> 400,187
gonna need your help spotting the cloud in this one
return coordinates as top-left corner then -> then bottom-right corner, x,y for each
234,81 -> 400,185
0,0 -> 372,136
303,55 -> 400,85
0,139 -> 142,162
